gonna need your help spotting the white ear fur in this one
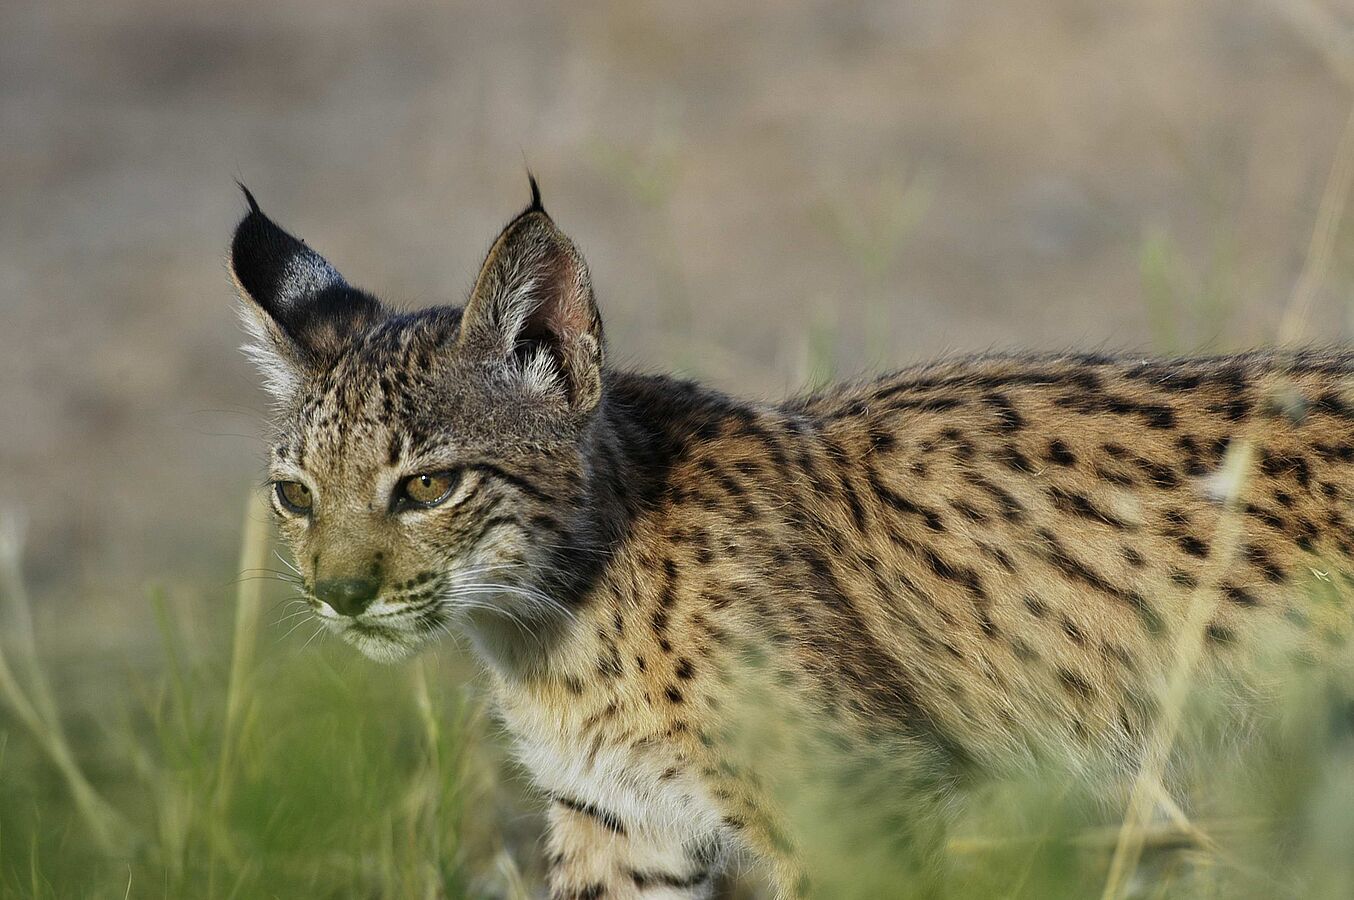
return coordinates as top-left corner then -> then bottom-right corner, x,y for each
483,266 -> 570,399
517,341 -> 569,400
236,300 -> 302,402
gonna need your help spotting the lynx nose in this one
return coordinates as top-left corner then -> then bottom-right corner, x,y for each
315,578 -> 380,617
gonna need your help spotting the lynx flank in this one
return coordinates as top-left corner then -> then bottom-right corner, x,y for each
230,183 -> 1354,899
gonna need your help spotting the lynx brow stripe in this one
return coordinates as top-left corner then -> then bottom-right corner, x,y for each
462,511 -> 521,550
462,462 -> 557,504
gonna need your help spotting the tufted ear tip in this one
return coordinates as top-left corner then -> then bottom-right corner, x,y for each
230,201 -> 327,320
237,181 -> 261,215
526,172 -> 545,214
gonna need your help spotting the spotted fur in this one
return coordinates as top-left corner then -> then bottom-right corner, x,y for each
230,185 -> 1354,898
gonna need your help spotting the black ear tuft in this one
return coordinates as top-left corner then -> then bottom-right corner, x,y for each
237,181 -> 261,214
231,203 -> 335,322
527,172 -> 545,214
229,194 -> 385,373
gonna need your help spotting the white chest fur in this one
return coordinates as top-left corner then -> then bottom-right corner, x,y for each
501,697 -> 725,844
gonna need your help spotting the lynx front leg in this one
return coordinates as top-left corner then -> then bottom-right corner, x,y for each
722,812 -> 809,900
546,796 -> 722,900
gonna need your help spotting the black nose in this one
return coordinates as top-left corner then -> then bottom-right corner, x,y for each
315,578 -> 380,617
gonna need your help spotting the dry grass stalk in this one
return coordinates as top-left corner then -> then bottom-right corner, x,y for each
1099,442 -> 1253,900
1101,95 -> 1354,899
0,513 -> 133,855
412,657 -> 446,896
214,490 -> 271,816
948,817 -> 1263,855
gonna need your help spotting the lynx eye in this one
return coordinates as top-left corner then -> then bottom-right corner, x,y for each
274,480 -> 313,515
397,471 -> 461,509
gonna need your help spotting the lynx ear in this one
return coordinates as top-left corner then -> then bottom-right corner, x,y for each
229,186 -> 385,399
460,181 -> 605,411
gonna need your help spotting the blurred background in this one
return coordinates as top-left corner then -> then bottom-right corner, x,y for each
3,1 -> 1354,896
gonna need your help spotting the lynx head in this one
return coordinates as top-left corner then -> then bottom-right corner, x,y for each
230,182 -> 605,668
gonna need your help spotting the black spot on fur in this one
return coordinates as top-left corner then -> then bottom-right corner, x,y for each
1169,569 -> 1199,589
1060,617 -> 1086,646
1049,486 -> 1131,530
1177,535 -> 1208,558
982,393 -> 1025,433
1259,449 -> 1313,489
1058,669 -> 1095,699
952,499 -> 989,523
972,476 -> 1026,522
1037,528 -> 1163,633
867,470 -> 945,531
1134,456 -> 1181,489
1245,502 -> 1288,534
922,549 -> 987,600
998,444 -> 1035,473
1244,544 -> 1287,584
1206,623 -> 1236,645
628,868 -> 708,891
554,795 -> 627,835
1046,439 -> 1076,466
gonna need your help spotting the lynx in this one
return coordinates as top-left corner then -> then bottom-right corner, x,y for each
230,181 -> 1354,898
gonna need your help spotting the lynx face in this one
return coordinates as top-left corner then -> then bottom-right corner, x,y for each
231,184 -> 606,667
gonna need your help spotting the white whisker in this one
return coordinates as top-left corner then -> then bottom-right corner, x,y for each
273,549 -> 303,576
279,613 -> 316,642
300,623 -> 327,651
271,608 -> 314,628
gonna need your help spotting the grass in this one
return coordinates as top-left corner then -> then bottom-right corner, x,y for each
0,505 -> 526,899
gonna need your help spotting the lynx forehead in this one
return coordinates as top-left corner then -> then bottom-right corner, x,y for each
231,182 -> 1354,899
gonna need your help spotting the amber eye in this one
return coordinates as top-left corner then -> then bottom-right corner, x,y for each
275,480 -> 313,514
398,471 -> 461,509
